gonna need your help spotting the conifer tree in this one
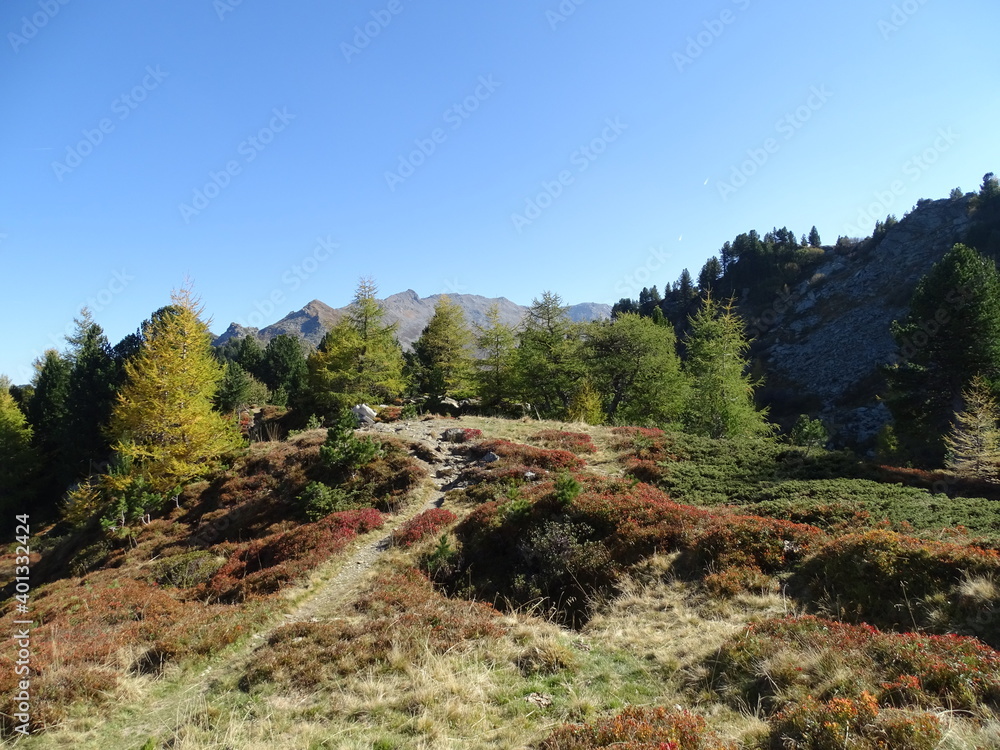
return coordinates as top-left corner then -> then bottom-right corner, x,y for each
306,278 -> 406,415
683,295 -> 773,439
475,303 -> 517,411
808,226 -> 822,247
885,244 -> 1000,465
409,296 -> 475,400
236,335 -> 264,378
584,313 -> 688,426
259,334 -> 308,405
944,375 -> 1000,481
27,349 -> 71,459
215,361 -> 254,413
515,291 -> 582,417
62,312 -> 117,477
0,386 -> 39,515
109,285 -> 242,494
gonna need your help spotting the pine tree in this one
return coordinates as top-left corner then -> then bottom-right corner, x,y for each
306,278 -> 406,415
27,349 -> 71,459
885,244 -> 1000,465
515,291 -> 582,417
236,335 -> 264,379
808,226 -> 822,247
409,296 -> 475,400
475,303 -> 517,411
62,312 -> 117,477
944,375 -> 1000,481
584,313 -> 688,426
215,361 -> 254,413
698,257 -> 723,294
109,286 -> 242,495
259,334 -> 308,405
0,387 -> 39,515
683,295 -> 773,439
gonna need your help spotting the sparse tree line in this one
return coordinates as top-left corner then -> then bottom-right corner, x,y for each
0,277 -> 772,526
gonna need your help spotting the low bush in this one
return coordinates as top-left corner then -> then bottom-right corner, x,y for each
707,615 -> 1000,714
390,508 -> 457,548
767,693 -> 941,750
540,706 -> 735,749
207,508 -> 385,602
242,568 -> 504,690
795,529 -> 1000,644
531,429 -> 598,454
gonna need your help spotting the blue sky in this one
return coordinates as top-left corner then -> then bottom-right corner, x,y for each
1,0 -> 997,382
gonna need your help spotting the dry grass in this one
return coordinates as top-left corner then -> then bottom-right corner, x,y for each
10,416 -> 1000,749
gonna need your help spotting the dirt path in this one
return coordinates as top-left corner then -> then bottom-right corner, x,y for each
271,418 -> 472,626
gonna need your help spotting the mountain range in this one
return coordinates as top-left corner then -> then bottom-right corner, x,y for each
213,291 -> 612,351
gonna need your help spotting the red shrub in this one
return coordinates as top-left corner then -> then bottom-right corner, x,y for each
530,429 -> 598,454
207,508 -> 385,601
472,439 -> 585,471
391,508 -> 457,547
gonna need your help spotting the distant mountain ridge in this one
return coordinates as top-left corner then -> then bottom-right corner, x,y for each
213,291 -> 611,351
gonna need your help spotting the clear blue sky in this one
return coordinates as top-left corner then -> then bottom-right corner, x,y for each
2,0 -> 998,382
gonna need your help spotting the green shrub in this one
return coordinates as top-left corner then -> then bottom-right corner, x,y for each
150,550 -> 227,588
296,481 -> 362,521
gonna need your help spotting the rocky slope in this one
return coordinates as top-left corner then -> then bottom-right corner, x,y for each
214,292 -> 610,350
752,195 -> 975,445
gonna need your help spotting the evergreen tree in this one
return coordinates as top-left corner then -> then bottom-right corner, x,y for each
306,277 -> 406,416
475,303 -> 517,411
409,296 -> 475,400
62,313 -> 117,478
236,334 -> 264,379
944,375 -> 1000,481
109,286 -> 242,494
27,350 -> 71,462
698,257 -> 723,294
515,291 -> 582,417
683,295 -> 773,439
808,226 -> 822,247
215,361 -> 254,413
259,335 -> 308,404
584,313 -> 688,426
885,244 -> 1000,465
0,387 -> 40,515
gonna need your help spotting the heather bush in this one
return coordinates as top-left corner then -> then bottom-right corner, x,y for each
795,529 -> 1000,643
540,707 -> 735,749
390,508 -> 457,548
531,429 -> 598,454
707,615 -> 1000,714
